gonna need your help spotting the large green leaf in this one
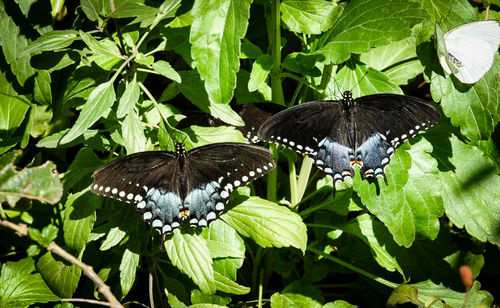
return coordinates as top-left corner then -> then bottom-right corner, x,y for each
60,81 -> 116,144
177,71 -> 243,126
213,272 -> 250,295
0,4 -> 35,85
202,219 -> 245,281
427,132 -> 500,245
359,38 -> 424,85
190,0 -> 252,105
122,110 -> 148,154
430,58 -> 500,142
281,0 -> 339,34
353,138 -> 443,247
413,280 -> 492,307
119,248 -> 140,297
325,61 -> 402,99
222,196 -> 307,253
0,151 -> 63,206
117,75 -> 140,119
0,258 -> 59,308
37,252 -> 81,298
22,30 -> 79,55
317,0 -> 428,64
164,231 -> 216,294
63,191 -> 100,253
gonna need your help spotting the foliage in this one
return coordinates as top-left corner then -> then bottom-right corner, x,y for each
0,0 -> 499,307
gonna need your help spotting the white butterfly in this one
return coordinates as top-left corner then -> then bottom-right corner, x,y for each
435,20 -> 500,84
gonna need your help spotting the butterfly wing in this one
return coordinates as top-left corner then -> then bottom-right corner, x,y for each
91,151 -> 186,234
258,101 -> 357,185
435,23 -> 457,75
352,94 -> 440,180
183,143 -> 275,227
237,104 -> 274,143
444,21 -> 500,84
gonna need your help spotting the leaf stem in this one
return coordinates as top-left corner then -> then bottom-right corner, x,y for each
308,247 -> 398,289
293,157 -> 313,207
288,160 -> 298,206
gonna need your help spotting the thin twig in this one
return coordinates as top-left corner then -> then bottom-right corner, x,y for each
0,219 -> 124,308
61,298 -> 111,307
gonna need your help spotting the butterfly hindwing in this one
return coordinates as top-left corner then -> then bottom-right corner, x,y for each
184,143 -> 275,226
352,94 -> 440,181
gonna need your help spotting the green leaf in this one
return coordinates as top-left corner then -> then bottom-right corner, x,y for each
0,151 -> 63,206
0,258 -> 59,308
37,252 -> 81,298
80,0 -> 102,21
191,289 -> 230,305
430,58 -> 500,142
248,54 -> 273,92
317,0 -> 429,64
386,284 -> 420,307
322,300 -> 357,308
202,219 -> 245,281
205,239 -> 245,259
413,280 -> 493,307
60,81 -> 116,144
281,0 -> 339,34
79,31 -> 121,58
63,148 -> 103,192
22,30 -> 79,55
110,1 -> 161,22
241,39 -> 262,59
0,94 -> 30,136
359,38 -> 424,85
354,138 -> 444,247
183,126 -> 245,149
213,272 -> 250,295
343,214 -> 403,275
119,248 -> 140,297
426,132 -> 500,245
152,60 -> 182,83
100,226 -> 127,250
190,0 -> 252,105
222,196 -> 307,253
282,52 -> 323,77
33,70 -> 52,105
326,61 -> 402,99
122,110 -> 148,154
0,6 -> 35,85
270,292 -> 322,308
177,71 -> 243,126
63,191 -> 100,252
117,75 -> 141,119
164,231 -> 216,294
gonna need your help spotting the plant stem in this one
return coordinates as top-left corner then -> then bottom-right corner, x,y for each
258,268 -> 264,308
270,0 -> 284,105
266,144 -> 278,202
308,247 -> 398,289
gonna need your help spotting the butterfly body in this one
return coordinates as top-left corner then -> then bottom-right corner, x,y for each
435,21 -> 500,84
91,143 -> 275,234
258,92 -> 440,191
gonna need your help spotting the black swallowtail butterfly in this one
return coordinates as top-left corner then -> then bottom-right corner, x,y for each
258,91 -> 440,192
91,143 -> 275,234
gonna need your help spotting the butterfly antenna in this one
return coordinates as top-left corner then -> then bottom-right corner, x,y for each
348,69 -> 369,95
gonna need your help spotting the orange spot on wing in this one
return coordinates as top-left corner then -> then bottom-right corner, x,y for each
180,209 -> 189,217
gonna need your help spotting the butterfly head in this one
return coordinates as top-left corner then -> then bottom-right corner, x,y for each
175,143 -> 187,155
342,91 -> 354,109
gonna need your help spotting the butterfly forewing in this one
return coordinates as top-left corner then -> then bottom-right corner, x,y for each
258,101 -> 343,155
